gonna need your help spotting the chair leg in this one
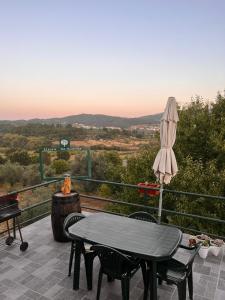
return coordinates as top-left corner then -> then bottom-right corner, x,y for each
177,280 -> 186,300
143,269 -> 149,300
73,241 -> 82,290
188,269 -> 193,300
96,268 -> 103,300
121,276 -> 130,300
68,241 -> 75,277
84,252 -> 95,290
140,261 -> 148,300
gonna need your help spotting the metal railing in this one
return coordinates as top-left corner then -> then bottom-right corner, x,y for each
0,179 -> 62,234
1,177 -> 225,240
76,178 -> 225,239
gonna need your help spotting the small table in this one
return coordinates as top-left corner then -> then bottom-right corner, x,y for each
69,213 -> 182,300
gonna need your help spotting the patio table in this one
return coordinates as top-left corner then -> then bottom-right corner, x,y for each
69,212 -> 182,300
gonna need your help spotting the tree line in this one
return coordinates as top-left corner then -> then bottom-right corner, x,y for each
89,93 -> 225,237
1,92 -> 225,237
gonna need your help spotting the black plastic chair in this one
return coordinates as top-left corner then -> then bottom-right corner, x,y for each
156,243 -> 201,300
63,213 -> 96,290
91,244 -> 148,300
128,211 -> 157,223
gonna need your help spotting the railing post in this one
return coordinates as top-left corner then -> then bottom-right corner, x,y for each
87,149 -> 92,178
39,149 -> 44,181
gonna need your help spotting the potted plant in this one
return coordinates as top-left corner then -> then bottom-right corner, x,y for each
210,239 -> 224,256
198,239 -> 210,259
189,234 -> 224,259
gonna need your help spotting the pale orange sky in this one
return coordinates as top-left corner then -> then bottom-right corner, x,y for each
1,1 -> 224,120
0,79 -> 221,120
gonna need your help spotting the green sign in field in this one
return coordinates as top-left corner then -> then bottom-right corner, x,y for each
59,138 -> 70,149
39,138 -> 92,181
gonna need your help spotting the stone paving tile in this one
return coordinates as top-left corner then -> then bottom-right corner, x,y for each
15,295 -> 32,300
22,289 -> 43,300
0,283 -> 8,294
0,264 -> 14,274
43,284 -> 63,299
219,269 -> 225,280
1,282 -> 29,299
53,287 -> 87,300
214,289 -> 225,300
194,263 -> 211,275
217,278 -> 225,291
193,296 -> 212,300
18,274 -> 36,285
22,262 -> 42,273
0,215 -> 224,300
0,294 -> 11,300
46,270 -> 66,280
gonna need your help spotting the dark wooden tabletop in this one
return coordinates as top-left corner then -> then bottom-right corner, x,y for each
69,213 -> 182,261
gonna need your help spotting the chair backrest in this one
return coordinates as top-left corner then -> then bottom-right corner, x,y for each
63,212 -> 85,239
91,244 -> 136,279
128,211 -> 157,223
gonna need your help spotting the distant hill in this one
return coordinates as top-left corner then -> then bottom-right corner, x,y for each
0,113 -> 162,128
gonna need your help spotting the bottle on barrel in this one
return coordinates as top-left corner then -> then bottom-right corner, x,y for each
51,175 -> 81,242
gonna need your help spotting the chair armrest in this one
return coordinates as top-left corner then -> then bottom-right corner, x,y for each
179,244 -> 197,250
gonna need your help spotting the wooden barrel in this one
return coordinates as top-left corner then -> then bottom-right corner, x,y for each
51,191 -> 81,242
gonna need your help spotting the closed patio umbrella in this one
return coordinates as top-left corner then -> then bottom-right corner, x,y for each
153,97 -> 179,223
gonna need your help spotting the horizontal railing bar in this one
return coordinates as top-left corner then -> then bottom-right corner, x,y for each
163,188 -> 225,201
77,178 -> 225,201
160,208 -> 225,224
44,175 -> 89,181
21,211 -> 51,226
0,199 -> 51,214
80,194 -> 158,211
22,199 -> 51,211
80,194 -> 225,224
77,178 -> 159,190
162,222 -> 225,240
1,179 -> 62,197
81,205 -> 125,216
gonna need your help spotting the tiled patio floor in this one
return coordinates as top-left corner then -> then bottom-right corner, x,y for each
0,215 -> 225,300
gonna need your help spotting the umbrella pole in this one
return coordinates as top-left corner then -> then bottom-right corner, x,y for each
158,184 -> 163,224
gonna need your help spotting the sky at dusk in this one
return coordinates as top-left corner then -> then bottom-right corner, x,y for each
0,0 -> 225,120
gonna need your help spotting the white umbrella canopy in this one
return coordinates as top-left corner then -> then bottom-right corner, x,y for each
153,97 -> 179,222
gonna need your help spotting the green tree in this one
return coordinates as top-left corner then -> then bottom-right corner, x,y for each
0,162 -> 24,186
21,165 -> 41,186
210,93 -> 225,169
9,150 -> 32,165
52,159 -> 69,175
42,152 -> 51,165
0,155 -> 6,164
175,97 -> 212,164
57,150 -> 70,161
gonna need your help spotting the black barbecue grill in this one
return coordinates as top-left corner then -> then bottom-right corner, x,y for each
0,193 -> 28,251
